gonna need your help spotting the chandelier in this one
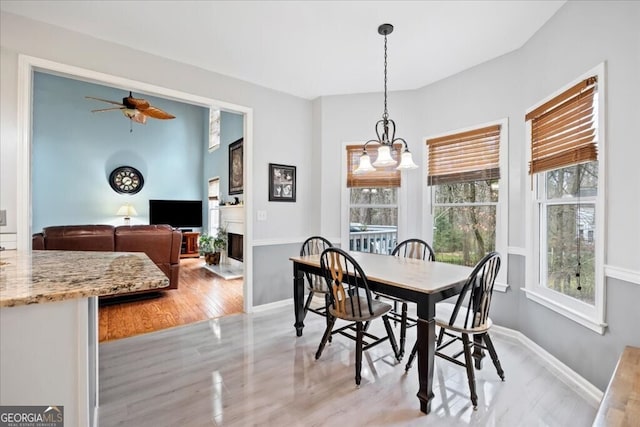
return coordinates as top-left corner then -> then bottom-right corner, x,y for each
354,23 -> 418,174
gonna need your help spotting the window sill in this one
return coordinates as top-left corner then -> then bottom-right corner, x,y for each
521,288 -> 607,334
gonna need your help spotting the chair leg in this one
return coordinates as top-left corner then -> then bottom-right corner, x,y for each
482,333 -> 505,381
404,341 -> 418,371
355,322 -> 363,387
324,293 -> 332,343
315,316 -> 336,360
399,301 -> 408,359
461,333 -> 478,409
303,291 -> 315,319
382,315 -> 401,361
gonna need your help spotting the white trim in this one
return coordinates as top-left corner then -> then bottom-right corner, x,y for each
251,298 -> 293,313
524,63 -> 607,333
491,324 -> 603,407
494,281 -> 509,293
252,236 -> 341,247
604,265 -> 640,285
15,54 -> 255,313
521,288 -> 607,334
507,246 -> 527,256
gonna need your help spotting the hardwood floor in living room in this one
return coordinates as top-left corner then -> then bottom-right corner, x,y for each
99,258 -> 243,342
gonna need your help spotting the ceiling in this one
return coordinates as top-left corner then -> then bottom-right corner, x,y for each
1,1 -> 566,100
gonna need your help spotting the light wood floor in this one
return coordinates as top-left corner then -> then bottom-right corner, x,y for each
99,305 -> 598,426
99,258 -> 243,342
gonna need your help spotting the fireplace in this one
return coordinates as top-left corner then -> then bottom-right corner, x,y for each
227,232 -> 243,262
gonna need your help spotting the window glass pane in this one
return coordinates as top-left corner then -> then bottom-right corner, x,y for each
349,188 -> 397,254
434,180 -> 498,203
545,204 -> 596,304
350,187 -> 397,204
546,162 -> 598,199
433,205 -> 496,266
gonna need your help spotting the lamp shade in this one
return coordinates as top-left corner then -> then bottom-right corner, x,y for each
396,151 -> 418,170
354,153 -> 375,175
116,204 -> 138,217
372,145 -> 396,167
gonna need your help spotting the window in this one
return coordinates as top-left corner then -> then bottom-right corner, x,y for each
208,177 -> 220,235
424,121 -> 508,287
346,144 -> 401,254
208,108 -> 220,151
525,67 -> 605,333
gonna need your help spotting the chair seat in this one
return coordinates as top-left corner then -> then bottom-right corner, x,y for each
435,303 -> 493,334
329,296 -> 392,322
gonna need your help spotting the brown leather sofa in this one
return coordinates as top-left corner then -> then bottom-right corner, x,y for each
32,224 -> 182,294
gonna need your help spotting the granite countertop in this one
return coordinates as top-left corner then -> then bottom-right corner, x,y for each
0,250 -> 169,307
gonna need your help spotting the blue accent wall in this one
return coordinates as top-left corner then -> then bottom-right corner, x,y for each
32,72 -> 207,231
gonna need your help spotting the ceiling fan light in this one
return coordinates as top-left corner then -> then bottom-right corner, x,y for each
397,150 -> 418,170
372,145 -> 396,167
354,153 -> 375,174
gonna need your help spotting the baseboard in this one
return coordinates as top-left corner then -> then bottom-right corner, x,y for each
491,324 -> 603,408
252,298 -> 293,313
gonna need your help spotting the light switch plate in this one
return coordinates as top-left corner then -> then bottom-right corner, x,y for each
0,210 -> 6,226
257,210 -> 267,221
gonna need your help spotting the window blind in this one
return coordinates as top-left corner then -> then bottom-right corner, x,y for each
426,124 -> 501,186
346,144 -> 401,188
526,76 -> 598,175
208,178 -> 220,200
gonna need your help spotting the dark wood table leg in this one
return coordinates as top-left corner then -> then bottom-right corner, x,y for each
293,265 -> 305,337
415,301 -> 436,414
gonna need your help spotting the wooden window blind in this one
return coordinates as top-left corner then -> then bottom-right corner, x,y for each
526,76 -> 598,175
208,178 -> 220,200
426,124 -> 501,186
346,144 -> 401,188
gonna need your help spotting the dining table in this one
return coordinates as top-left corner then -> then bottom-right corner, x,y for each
290,250 -> 474,414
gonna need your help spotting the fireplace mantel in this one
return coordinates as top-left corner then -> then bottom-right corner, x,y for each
219,206 -> 244,235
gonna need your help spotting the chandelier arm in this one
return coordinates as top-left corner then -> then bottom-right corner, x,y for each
392,137 -> 411,152
362,139 -> 381,153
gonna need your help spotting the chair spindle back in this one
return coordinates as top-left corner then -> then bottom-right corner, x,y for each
300,236 -> 333,292
392,238 -> 435,261
320,248 -> 374,318
449,252 -> 501,329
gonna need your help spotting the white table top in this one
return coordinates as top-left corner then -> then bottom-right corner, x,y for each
290,251 -> 472,295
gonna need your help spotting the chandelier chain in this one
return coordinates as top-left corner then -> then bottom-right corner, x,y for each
383,32 -> 388,120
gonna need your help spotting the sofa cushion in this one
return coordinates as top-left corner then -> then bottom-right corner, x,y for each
115,225 -> 181,265
42,225 -> 115,251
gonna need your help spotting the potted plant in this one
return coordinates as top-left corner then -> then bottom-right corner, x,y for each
199,227 -> 227,265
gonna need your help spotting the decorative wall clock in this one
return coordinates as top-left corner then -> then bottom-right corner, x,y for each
109,166 -> 144,194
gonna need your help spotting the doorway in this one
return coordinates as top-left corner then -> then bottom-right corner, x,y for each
16,55 -> 254,316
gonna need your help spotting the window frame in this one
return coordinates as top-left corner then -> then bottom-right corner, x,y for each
422,118 -> 509,291
341,141 -> 407,251
524,63 -> 607,334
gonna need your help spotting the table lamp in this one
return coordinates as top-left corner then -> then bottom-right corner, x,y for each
116,204 -> 138,226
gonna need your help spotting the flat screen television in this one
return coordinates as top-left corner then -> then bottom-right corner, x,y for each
149,199 -> 203,228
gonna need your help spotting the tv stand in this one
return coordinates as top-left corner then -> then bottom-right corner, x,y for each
180,231 -> 200,259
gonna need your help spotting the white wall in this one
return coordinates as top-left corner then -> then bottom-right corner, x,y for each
315,0 -> 640,390
0,11 -> 315,244
317,90 -> 423,240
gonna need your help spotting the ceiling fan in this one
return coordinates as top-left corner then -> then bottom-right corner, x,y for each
86,91 -> 175,124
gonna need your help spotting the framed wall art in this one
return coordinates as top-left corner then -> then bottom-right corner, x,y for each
268,163 -> 296,202
228,138 -> 243,195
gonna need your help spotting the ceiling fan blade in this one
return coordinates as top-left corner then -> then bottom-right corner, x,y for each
141,106 -> 176,120
91,107 -> 125,113
85,96 -> 125,107
125,96 -> 150,110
